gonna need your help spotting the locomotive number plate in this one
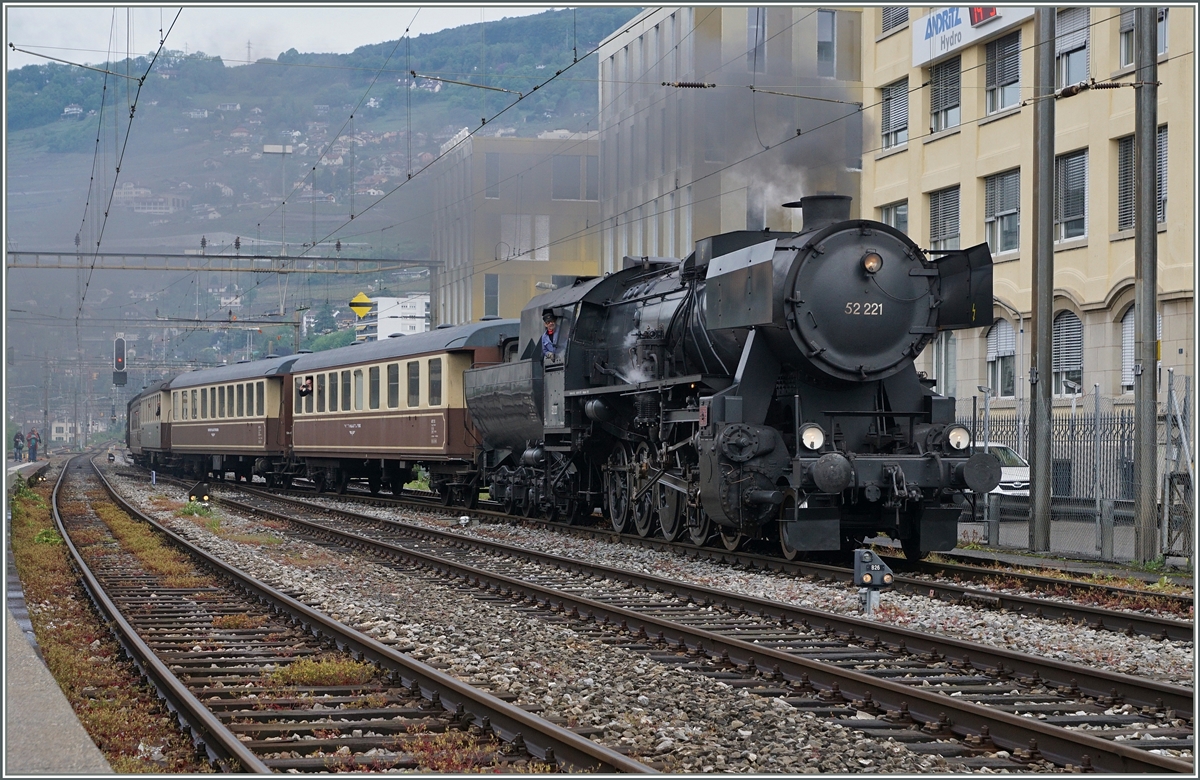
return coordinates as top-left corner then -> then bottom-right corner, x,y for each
844,302 -> 884,315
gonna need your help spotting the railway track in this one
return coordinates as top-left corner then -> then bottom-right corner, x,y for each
56,458 -> 654,774
152,477 -> 1194,773
213,475 -> 1194,642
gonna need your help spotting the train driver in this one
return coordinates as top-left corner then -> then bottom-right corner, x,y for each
541,311 -> 562,361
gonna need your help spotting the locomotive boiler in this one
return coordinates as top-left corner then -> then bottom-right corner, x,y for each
465,195 -> 1001,559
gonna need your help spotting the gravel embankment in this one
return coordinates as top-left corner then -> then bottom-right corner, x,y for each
104,464 -> 1188,771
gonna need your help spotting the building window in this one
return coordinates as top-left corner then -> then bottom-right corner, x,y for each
1121,307 -> 1162,392
1055,8 -> 1089,88
929,186 -> 960,251
1052,311 -> 1083,396
1117,127 -> 1167,230
881,7 -> 907,33
1120,7 -> 1168,67
881,79 -> 908,149
485,152 -> 500,198
985,32 -> 1020,114
929,56 -> 960,132
985,169 -> 1020,254
932,332 -> 956,397
552,155 -> 583,200
585,155 -> 599,200
747,8 -> 766,73
501,214 -> 550,261
817,9 -> 836,77
484,274 -> 498,317
1054,150 -> 1087,241
407,361 -> 420,407
986,319 -> 1017,398
879,201 -> 908,234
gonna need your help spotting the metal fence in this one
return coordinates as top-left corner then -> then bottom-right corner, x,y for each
957,371 -> 1193,563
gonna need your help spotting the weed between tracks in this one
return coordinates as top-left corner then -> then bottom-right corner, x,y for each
7,474 -> 213,773
266,654 -> 377,686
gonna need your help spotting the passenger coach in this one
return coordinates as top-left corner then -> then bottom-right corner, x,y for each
166,355 -> 293,481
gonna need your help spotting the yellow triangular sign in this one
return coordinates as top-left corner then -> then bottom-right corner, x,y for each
349,292 -> 372,319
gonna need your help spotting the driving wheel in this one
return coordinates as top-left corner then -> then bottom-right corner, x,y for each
631,443 -> 658,538
605,443 -> 632,533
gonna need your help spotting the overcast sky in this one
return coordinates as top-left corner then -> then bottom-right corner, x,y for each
5,5 -> 562,71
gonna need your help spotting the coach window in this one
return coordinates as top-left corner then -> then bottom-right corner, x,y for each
245,383 -> 254,416
341,370 -> 352,411
210,388 -> 216,418
256,381 -> 265,417
229,386 -> 237,418
369,366 -> 380,409
407,361 -> 420,407
304,376 -> 314,414
328,372 -> 338,411
237,384 -> 245,417
219,386 -> 227,418
428,359 -> 442,406
294,379 -> 304,414
192,390 -> 199,419
201,387 -> 208,419
316,375 -> 326,412
179,392 -> 186,420
173,392 -> 180,420
387,363 -> 400,408
352,369 -> 363,410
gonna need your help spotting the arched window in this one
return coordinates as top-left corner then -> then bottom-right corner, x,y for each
1052,311 -> 1083,396
932,331 -> 957,397
1120,306 -> 1162,393
986,319 -> 1016,397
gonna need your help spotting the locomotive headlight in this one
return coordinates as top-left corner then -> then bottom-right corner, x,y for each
945,425 -> 971,451
799,423 -> 826,451
862,251 -> 883,274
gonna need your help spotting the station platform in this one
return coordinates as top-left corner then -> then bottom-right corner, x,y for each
5,458 -> 113,774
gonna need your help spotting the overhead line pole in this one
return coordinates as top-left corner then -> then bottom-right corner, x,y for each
1132,7 -> 1160,563
1028,8 -> 1055,552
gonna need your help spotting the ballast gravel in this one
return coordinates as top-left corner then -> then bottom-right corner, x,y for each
286,488 -> 1194,688
102,465 -> 1186,772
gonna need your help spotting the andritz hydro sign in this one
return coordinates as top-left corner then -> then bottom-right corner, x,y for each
912,7 -> 1033,67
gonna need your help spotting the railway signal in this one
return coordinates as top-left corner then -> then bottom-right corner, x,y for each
114,336 -> 128,385
853,549 -> 894,618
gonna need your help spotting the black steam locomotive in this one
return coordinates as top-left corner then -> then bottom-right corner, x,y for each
466,195 -> 1001,559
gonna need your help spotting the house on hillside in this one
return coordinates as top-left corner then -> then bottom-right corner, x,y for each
230,127 -> 250,138
186,108 -> 209,119
217,102 -> 241,111
61,103 -> 82,118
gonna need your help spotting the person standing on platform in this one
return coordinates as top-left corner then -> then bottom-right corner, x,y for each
27,428 -> 40,462
13,430 -> 25,463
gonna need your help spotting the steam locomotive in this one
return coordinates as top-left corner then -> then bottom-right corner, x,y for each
466,195 -> 1000,559
128,194 -> 1000,560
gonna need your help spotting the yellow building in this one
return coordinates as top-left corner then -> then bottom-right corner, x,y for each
430,129 -> 601,324
598,7 -> 864,272
859,6 -> 1193,411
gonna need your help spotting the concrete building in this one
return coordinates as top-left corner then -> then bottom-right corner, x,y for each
857,6 -> 1192,413
597,7 -> 864,272
355,295 -> 431,341
430,129 -> 602,325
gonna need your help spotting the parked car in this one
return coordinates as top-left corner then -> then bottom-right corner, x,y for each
980,443 -> 1029,496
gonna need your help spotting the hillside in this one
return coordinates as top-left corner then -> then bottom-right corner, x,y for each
5,7 -> 641,256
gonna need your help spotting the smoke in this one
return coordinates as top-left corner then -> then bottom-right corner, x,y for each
688,9 -> 863,229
